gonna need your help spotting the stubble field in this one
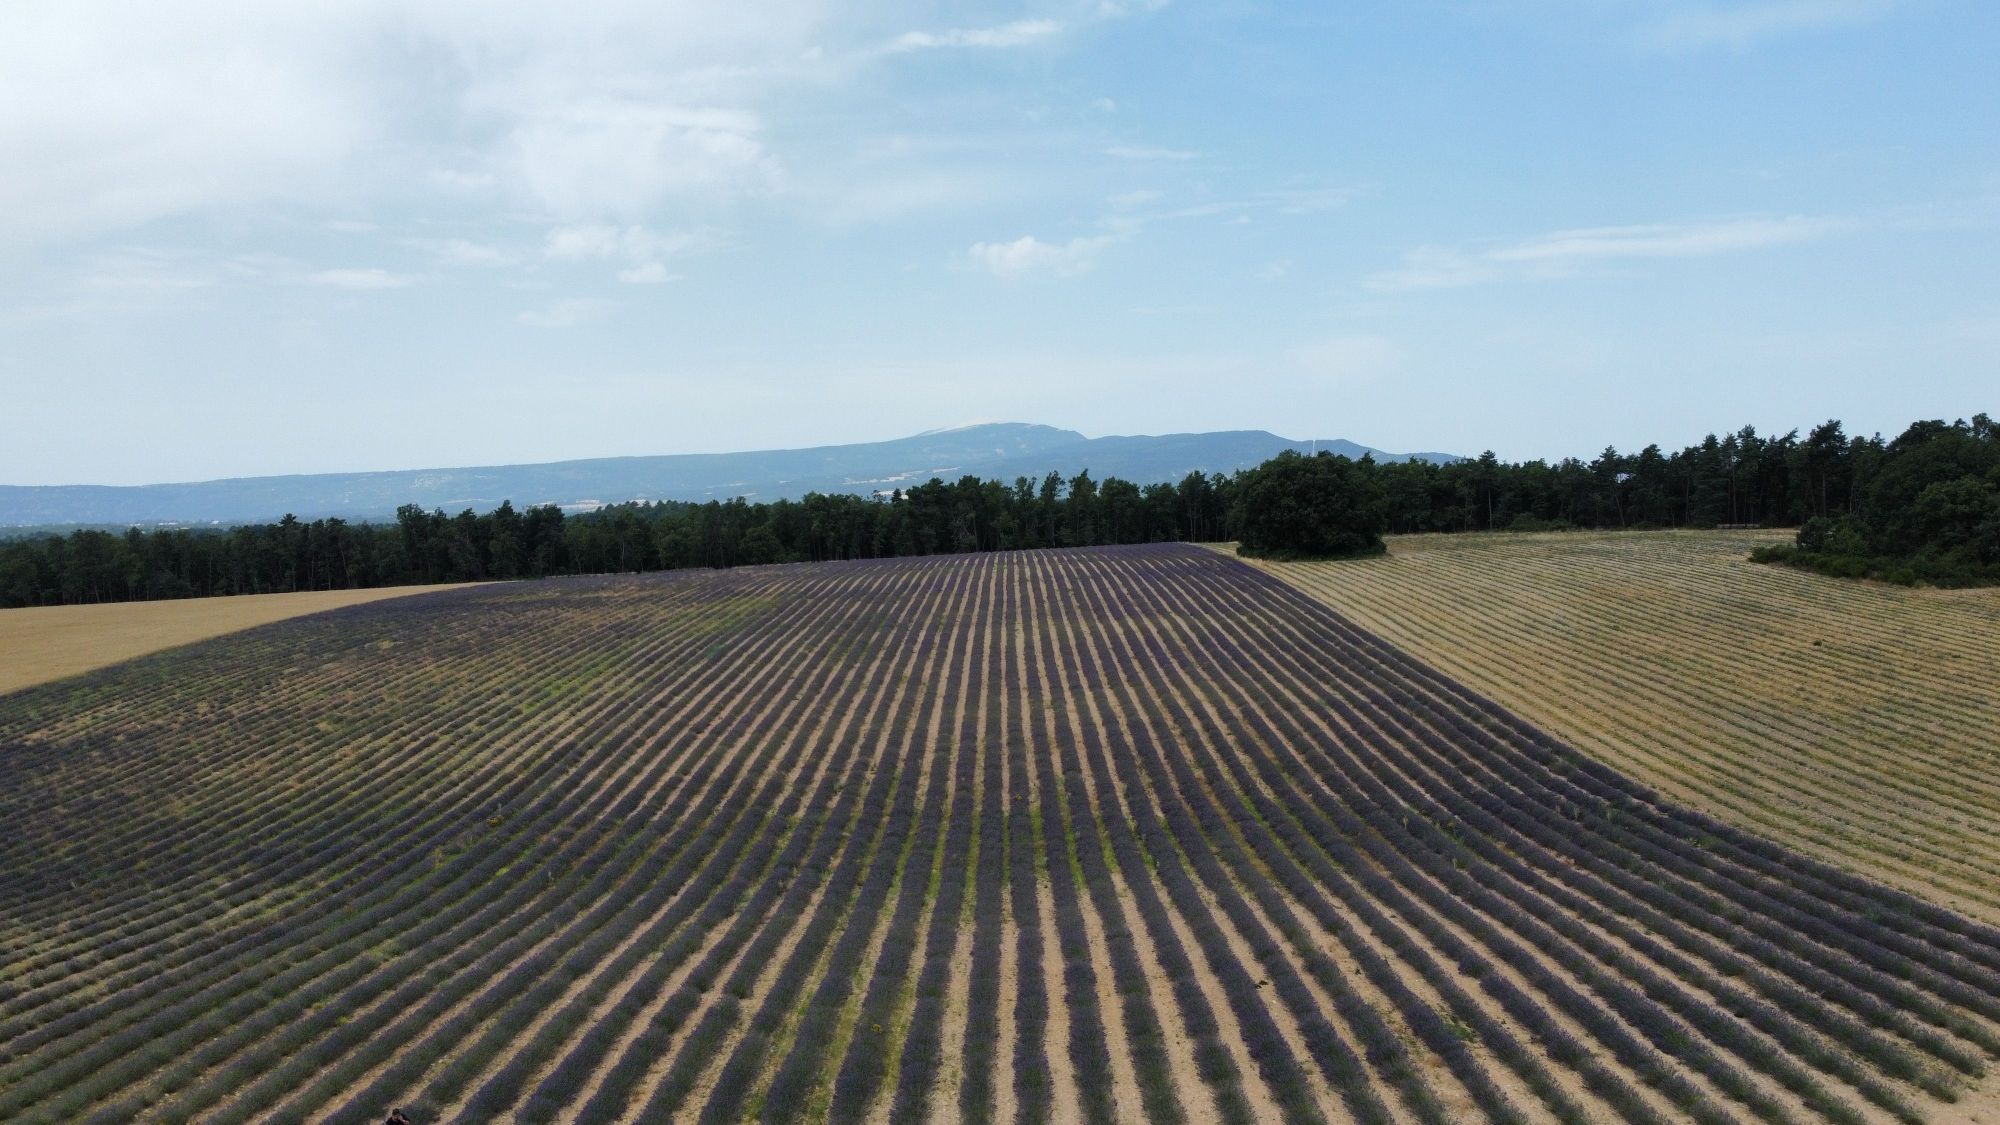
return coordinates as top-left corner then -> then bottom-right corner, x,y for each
2,543 -> 1999,1123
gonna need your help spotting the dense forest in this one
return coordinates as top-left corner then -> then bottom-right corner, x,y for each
1,414 -> 1990,607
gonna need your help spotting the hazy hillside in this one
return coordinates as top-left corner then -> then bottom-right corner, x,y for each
0,423 -> 1456,527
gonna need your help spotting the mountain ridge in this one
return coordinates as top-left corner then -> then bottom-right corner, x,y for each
0,423 -> 1458,527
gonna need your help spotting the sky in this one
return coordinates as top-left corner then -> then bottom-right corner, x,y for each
1,0 -> 1995,486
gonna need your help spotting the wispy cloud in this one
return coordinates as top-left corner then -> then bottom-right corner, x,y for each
886,19 -> 1062,53
1103,184 -> 1357,236
518,297 -> 617,328
1491,216 -> 1848,261
1638,0 -> 1899,51
968,234 -> 1113,277
309,268 -> 417,290
1105,144 -> 1198,161
617,262 -> 679,284
1261,186 -> 1359,214
1095,0 -> 1174,16
544,224 -> 712,283
413,239 -> 519,268
1365,247 -> 1498,292
544,225 -> 709,262
78,249 -> 217,292
1368,214 -> 1851,291
813,168 -> 1035,226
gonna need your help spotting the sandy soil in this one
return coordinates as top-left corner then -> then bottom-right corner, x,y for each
0,584 -> 478,695
1931,1082 -> 2000,1125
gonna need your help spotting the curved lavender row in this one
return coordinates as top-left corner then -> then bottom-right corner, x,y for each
1186,547 -> 2000,1061
1120,551 -> 1857,1120
1151,543 -> 1999,1114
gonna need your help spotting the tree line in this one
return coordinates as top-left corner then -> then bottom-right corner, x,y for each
1751,414 -> 1999,587
0,474 -> 1234,607
1,412 -> 1988,607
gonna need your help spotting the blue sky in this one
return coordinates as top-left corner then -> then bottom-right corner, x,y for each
2,0 -> 1994,485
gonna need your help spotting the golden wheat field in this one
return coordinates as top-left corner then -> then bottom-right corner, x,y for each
1250,530 -> 2000,926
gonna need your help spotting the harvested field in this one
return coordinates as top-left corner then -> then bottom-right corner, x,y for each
0,585 -> 478,695
1248,530 -> 2000,925
3,544 -> 1999,1123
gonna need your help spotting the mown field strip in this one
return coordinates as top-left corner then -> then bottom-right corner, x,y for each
1247,531 -> 2000,923
0,583 -> 484,696
3,544 -> 1998,1123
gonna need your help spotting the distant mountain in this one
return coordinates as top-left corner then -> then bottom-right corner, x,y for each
0,424 -> 1458,527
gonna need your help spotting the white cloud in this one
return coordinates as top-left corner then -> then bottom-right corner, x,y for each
968,234 -> 1113,277
518,297 -> 617,328
309,268 -> 416,290
0,1 -> 827,245
1369,215 -> 1851,290
1105,144 -> 1198,161
504,102 -> 778,220
1639,0 -> 1899,51
1285,335 -> 1404,384
0,3 -> 374,246
886,20 -> 1062,53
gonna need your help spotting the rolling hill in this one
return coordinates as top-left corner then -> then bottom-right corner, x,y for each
0,423 -> 1457,528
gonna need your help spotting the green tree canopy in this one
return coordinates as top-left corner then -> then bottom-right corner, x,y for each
1233,450 -> 1387,560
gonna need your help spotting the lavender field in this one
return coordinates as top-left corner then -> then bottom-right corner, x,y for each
2,544 -> 1997,1123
